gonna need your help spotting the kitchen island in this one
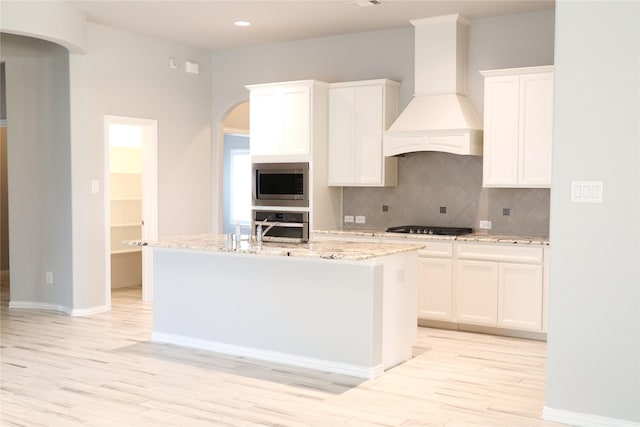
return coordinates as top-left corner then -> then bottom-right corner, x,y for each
133,235 -> 423,379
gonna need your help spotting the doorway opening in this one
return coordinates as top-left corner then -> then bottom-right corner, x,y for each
223,135 -> 250,234
222,102 -> 251,234
104,115 -> 157,306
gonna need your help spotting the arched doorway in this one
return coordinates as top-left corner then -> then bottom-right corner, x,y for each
221,102 -> 250,234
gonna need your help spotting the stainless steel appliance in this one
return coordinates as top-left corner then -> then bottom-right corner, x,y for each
252,210 -> 309,243
252,162 -> 309,208
386,225 -> 473,236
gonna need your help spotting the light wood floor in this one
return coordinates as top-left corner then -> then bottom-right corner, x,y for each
0,278 -> 567,427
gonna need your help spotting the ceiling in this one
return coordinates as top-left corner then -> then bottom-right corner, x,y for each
64,0 -> 555,51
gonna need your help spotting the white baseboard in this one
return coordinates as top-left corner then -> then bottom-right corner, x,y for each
9,301 -> 109,317
544,406 -> 640,427
9,301 -> 72,315
152,331 -> 383,380
70,305 -> 109,316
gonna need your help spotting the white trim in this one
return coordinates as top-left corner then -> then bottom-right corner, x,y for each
70,305 -> 109,316
103,118 -> 112,311
152,332 -> 384,379
9,301 -> 72,315
8,301 -> 109,316
543,406 -> 640,427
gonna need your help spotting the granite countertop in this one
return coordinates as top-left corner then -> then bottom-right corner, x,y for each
312,229 -> 550,245
125,234 -> 424,261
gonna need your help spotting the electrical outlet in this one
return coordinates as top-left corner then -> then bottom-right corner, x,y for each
46,272 -> 53,284
355,215 -> 366,224
479,220 -> 492,230
344,215 -> 354,223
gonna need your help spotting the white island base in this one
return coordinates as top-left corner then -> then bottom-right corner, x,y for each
151,245 -> 418,379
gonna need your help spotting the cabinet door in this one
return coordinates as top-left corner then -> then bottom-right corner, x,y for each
280,86 -> 310,156
498,263 -> 543,331
518,72 -> 553,187
418,257 -> 453,321
483,75 -> 519,187
354,85 -> 384,185
328,86 -> 356,184
249,90 -> 281,157
249,85 -> 310,158
456,260 -> 498,326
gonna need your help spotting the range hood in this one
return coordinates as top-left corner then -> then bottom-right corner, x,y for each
384,14 -> 483,156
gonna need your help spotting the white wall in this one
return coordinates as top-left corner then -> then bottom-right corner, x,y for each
69,23 -> 213,310
546,0 -> 640,424
0,0 -> 86,53
468,9 -> 555,119
1,34 -> 74,308
2,14 -> 213,311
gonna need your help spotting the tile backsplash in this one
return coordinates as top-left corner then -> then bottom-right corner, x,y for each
342,152 -> 550,237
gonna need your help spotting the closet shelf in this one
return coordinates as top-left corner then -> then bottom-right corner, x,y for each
111,248 -> 142,255
110,223 -> 142,228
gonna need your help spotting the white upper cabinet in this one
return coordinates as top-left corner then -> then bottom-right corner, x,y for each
328,79 -> 399,187
481,66 -> 554,188
247,80 -> 322,162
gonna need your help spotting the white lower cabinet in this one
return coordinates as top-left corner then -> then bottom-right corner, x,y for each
455,243 -> 545,332
419,257 -> 453,321
417,242 -> 454,321
498,263 -> 543,331
456,260 -> 499,326
312,232 -> 548,335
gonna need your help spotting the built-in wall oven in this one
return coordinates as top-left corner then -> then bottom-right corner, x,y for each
252,162 -> 309,208
252,210 -> 309,243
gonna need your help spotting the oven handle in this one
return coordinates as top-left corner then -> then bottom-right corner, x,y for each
260,221 -> 305,228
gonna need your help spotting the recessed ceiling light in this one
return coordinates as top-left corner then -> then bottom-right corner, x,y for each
234,21 -> 251,27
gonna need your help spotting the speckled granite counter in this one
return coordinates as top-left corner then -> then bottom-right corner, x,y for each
127,233 -> 424,261
311,229 -> 549,245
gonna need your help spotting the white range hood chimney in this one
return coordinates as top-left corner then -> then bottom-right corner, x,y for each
384,14 -> 483,156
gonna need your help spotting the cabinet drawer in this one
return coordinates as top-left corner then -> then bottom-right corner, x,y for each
456,243 -> 542,264
419,241 -> 453,258
384,238 -> 452,258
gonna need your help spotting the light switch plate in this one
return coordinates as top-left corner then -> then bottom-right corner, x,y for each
479,220 -> 492,230
571,180 -> 603,203
91,180 -> 100,194
185,61 -> 199,74
344,215 -> 354,223
355,215 -> 366,224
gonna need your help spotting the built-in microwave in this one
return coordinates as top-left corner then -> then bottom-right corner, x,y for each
252,162 -> 309,207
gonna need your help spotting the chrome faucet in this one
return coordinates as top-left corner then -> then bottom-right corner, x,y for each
256,219 -> 279,244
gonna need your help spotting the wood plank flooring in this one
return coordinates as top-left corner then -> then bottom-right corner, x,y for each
0,278 -> 567,426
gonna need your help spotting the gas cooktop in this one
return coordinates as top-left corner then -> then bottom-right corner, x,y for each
386,225 -> 473,236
